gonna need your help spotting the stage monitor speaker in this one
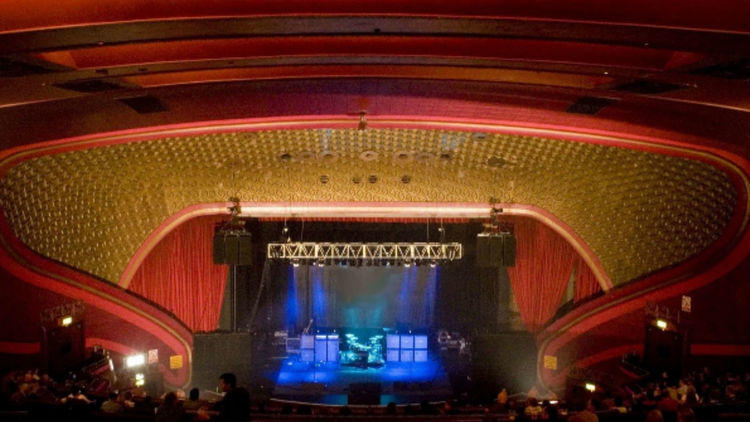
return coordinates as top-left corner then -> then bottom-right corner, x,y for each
213,232 -> 253,266
192,332 -> 253,390
476,233 -> 516,267
348,382 -> 381,405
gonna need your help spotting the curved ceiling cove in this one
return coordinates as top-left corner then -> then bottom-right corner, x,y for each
0,128 -> 737,285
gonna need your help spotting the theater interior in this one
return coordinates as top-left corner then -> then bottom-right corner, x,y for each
1,1 -> 750,420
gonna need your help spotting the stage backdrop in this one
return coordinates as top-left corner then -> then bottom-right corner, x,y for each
284,266 -> 437,331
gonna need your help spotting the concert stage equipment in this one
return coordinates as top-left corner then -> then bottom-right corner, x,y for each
386,334 -> 428,363
476,232 -> 516,267
267,242 -> 462,266
340,332 -> 385,367
212,200 -> 253,266
213,231 -> 253,266
297,334 -> 340,363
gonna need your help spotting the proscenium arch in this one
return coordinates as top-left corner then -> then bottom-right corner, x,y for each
0,117 -> 746,294
118,201 -> 613,290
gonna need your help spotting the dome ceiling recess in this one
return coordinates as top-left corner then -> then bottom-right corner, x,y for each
0,128 -> 737,285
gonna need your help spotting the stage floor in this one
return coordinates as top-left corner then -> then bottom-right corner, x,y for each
273,354 -> 453,404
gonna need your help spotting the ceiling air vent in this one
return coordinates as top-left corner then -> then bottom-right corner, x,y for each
692,60 -> 750,80
0,57 -> 55,77
565,96 -> 617,115
615,80 -> 683,94
55,79 -> 124,93
117,96 -> 168,114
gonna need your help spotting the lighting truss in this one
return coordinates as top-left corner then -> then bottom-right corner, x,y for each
267,242 -> 462,264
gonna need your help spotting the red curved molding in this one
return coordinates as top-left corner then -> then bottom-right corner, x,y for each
0,341 -> 40,355
3,1 -> 748,33
0,213 -> 194,388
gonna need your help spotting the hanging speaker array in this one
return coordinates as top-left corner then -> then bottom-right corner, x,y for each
476,232 -> 516,267
213,231 -> 253,266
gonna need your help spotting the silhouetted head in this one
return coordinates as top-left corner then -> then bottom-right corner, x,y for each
219,373 -> 236,392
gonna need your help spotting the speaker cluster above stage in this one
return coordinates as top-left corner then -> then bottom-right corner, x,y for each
476,232 -> 516,267
213,231 -> 253,266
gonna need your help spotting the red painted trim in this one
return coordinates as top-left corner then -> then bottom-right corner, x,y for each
691,344 -> 750,356
546,342 -> 750,387
0,212 -> 193,387
46,37 -> 672,71
3,1 -> 749,34
540,225 -> 750,389
578,344 -> 644,369
121,65 -> 612,89
0,341 -> 40,355
85,337 -> 136,356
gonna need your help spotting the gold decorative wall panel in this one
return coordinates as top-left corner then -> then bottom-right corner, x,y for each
0,129 -> 737,284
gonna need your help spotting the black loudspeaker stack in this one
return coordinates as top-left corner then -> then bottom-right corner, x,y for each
476,233 -> 516,267
213,232 -> 253,266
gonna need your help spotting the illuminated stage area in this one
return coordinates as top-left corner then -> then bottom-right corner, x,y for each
195,221 -> 536,403
274,355 -> 452,404
273,328 -> 451,403
267,262 -> 450,403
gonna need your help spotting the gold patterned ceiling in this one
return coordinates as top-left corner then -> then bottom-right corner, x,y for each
0,128 -> 737,285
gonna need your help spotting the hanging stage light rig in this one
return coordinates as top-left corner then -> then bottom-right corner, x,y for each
267,242 -> 462,267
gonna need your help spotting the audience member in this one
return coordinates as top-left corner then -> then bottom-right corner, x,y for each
646,409 -> 664,422
568,399 -> 598,422
523,397 -> 544,420
156,391 -> 185,422
183,387 -> 202,411
100,391 -> 124,413
213,373 -> 250,422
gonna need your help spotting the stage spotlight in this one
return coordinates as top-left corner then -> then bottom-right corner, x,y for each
656,319 -> 668,330
403,259 -> 412,268
59,316 -> 73,327
135,373 -> 145,387
429,261 -> 437,268
125,354 -> 146,368
585,382 -> 596,392
291,259 -> 300,268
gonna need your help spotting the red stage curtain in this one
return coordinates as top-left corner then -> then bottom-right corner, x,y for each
506,217 -> 577,332
574,258 -> 602,303
129,216 -> 228,332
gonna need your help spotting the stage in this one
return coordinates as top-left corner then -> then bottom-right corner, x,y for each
273,354 -> 452,404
